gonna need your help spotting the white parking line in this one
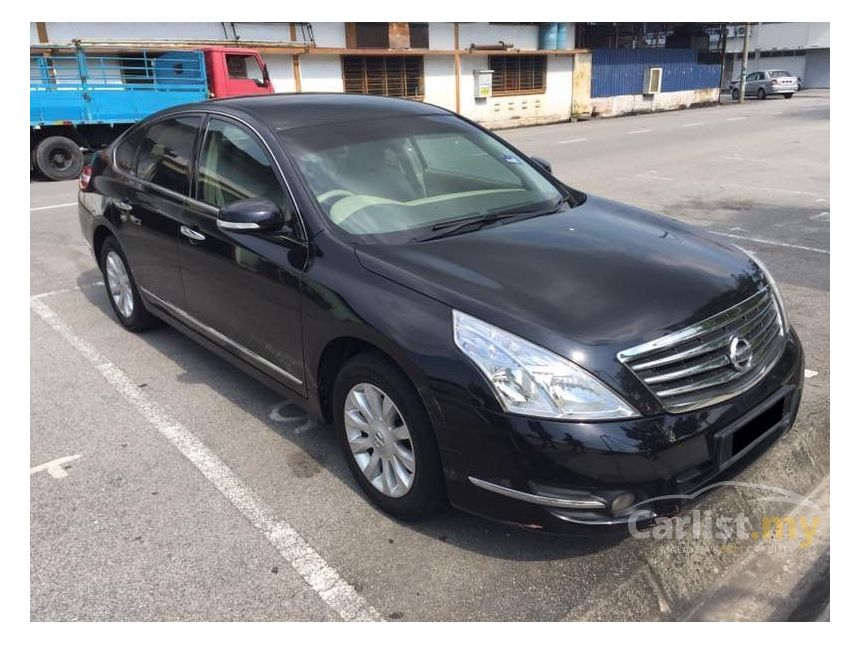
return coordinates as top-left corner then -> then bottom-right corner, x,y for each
31,454 -> 82,479
726,116 -> 747,121
558,138 -> 587,144
31,282 -> 103,300
682,122 -> 704,127
709,231 -> 829,254
30,297 -> 381,622
628,129 -> 653,134
30,202 -> 77,212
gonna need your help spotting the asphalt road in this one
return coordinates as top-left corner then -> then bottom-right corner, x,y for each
30,90 -> 830,621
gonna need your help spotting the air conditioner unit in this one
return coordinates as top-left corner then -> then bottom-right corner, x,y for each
644,67 -> 663,95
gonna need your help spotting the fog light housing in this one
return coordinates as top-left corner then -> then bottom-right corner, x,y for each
611,492 -> 636,514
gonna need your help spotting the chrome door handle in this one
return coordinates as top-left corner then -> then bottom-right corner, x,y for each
180,225 -> 206,242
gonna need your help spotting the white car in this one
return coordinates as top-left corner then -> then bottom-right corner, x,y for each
731,70 -> 799,100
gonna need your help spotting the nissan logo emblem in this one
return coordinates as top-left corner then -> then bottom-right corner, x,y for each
729,336 -> 753,372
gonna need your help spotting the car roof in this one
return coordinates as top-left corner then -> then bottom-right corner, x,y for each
177,92 -> 453,131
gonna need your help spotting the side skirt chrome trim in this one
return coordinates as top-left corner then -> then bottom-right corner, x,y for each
139,287 -> 303,386
467,476 -> 606,510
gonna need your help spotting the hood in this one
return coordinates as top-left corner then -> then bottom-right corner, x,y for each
355,195 -> 765,364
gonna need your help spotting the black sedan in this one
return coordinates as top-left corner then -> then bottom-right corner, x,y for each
78,94 -> 803,534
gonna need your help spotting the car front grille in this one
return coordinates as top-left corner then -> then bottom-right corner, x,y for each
617,288 -> 786,413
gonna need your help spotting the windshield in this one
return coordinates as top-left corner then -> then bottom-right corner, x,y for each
280,115 -> 565,243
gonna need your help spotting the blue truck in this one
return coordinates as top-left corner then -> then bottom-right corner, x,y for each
31,46 -> 216,180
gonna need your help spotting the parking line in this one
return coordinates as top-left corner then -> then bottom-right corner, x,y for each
726,116 -> 747,121
709,231 -> 829,254
558,138 -> 587,144
682,122 -> 703,127
628,129 -> 653,134
30,297 -> 382,622
30,202 -> 77,212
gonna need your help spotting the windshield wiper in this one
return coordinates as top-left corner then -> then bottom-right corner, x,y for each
412,211 -> 518,242
411,193 -> 575,243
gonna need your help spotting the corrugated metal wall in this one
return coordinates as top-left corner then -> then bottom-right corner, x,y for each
591,48 -> 721,97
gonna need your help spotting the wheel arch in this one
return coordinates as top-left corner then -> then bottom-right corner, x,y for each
92,225 -> 115,268
314,335 -> 444,433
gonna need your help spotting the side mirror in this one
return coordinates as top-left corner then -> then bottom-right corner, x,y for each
532,156 -> 553,175
218,197 -> 284,233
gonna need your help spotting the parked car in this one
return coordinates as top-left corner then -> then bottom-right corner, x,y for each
78,94 -> 804,534
730,69 -> 799,100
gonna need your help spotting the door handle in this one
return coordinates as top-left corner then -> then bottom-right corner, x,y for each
116,200 -> 133,212
180,225 -> 206,242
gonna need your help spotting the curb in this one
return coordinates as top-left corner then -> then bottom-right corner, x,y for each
563,389 -> 830,621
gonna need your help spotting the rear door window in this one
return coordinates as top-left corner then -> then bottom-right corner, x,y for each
134,116 -> 202,195
114,128 -> 145,173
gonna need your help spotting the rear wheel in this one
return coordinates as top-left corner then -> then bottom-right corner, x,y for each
757,88 -> 767,100
34,136 -> 84,181
333,352 -> 446,520
99,236 -> 159,332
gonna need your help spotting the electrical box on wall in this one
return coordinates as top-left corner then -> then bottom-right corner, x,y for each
643,67 -> 663,95
474,69 -> 493,99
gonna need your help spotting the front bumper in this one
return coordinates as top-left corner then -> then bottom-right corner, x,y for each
438,328 -> 804,535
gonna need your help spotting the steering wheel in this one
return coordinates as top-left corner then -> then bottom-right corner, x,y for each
317,189 -> 355,208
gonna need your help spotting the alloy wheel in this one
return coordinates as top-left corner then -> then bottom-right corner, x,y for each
344,382 -> 416,498
105,250 -> 134,318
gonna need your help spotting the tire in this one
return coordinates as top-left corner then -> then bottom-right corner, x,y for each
34,136 -> 84,181
99,236 -> 159,332
731,88 -> 739,101
333,351 -> 446,520
784,93 -> 794,99
757,88 -> 767,100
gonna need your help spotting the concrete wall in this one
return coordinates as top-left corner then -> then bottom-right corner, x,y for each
262,54 -> 297,93
590,88 -> 720,118
458,53 -> 574,128
297,56 -> 343,93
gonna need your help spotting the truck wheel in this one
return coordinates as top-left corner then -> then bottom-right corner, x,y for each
35,136 -> 84,181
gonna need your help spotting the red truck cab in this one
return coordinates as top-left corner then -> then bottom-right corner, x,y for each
201,47 -> 274,98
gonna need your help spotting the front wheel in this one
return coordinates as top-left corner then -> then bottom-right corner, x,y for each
784,93 -> 794,99
731,88 -> 740,101
333,352 -> 446,520
99,236 -> 159,332
757,88 -> 767,100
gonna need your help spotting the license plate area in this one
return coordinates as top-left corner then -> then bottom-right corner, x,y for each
715,392 -> 788,469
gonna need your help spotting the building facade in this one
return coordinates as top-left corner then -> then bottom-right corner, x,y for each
30,22 -> 747,127
722,22 -> 830,88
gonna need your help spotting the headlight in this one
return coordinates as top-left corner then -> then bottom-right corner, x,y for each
737,246 -> 790,333
452,311 -> 639,420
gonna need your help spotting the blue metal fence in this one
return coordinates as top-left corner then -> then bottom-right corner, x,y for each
591,48 -> 721,98
30,49 -> 209,126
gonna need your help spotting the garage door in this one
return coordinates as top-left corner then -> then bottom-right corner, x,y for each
804,49 -> 830,88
